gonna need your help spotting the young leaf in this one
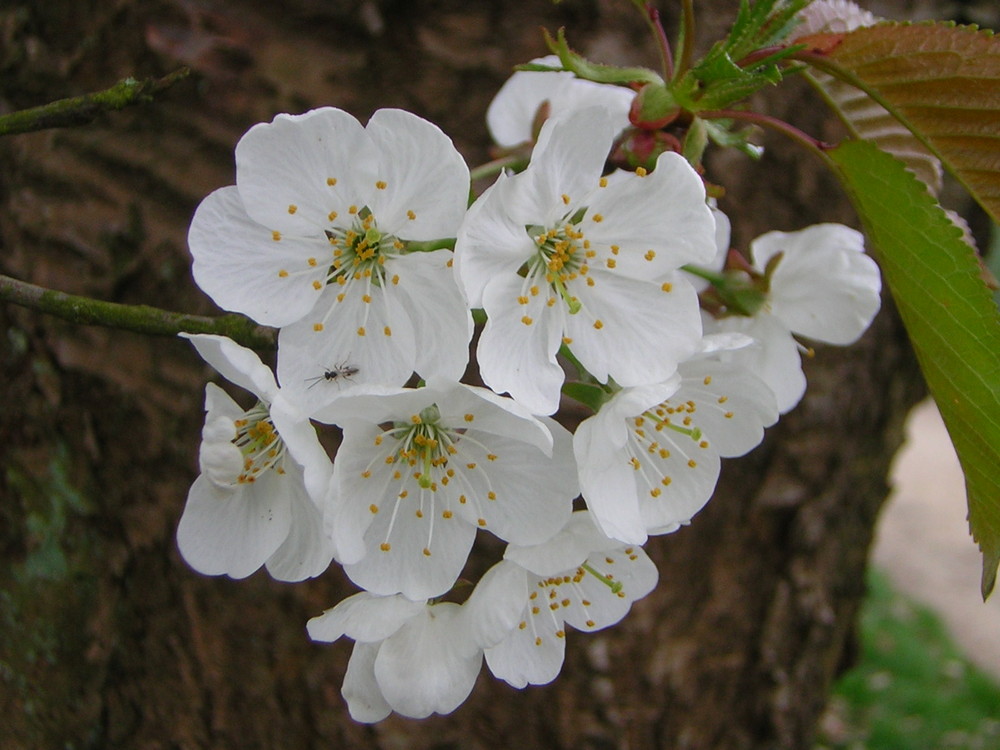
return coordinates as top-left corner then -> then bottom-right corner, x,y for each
830,140 -> 1000,599
807,22 -> 1000,221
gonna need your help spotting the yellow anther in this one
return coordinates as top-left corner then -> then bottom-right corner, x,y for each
645,250 -> 656,261
718,395 -> 729,403
561,193 -> 571,205
327,177 -> 337,186
278,269 -> 289,278
313,323 -> 324,332
380,542 -> 391,551
307,257 -> 317,267
487,491 -> 496,500
606,259 -> 617,269
530,286 -> 539,296
312,280 -> 322,290
376,180 -> 387,190
272,231 -> 281,241
384,326 -> 392,336
361,470 -> 372,478
369,504 -> 378,514
442,510 -> 453,519
610,245 -> 620,255
592,213 -> 604,223
357,327 -> 366,336
362,294 -> 372,303
661,282 -> 673,292
650,487 -> 662,498
328,211 -> 338,222
415,509 -> 423,518
407,210 -> 416,220
562,336 -> 573,345
336,293 -> 345,302
593,319 -> 604,330
599,177 -> 608,188
688,459 -> 697,468
521,316 -> 533,325
392,274 -> 400,285
703,375 -> 713,385
518,295 -> 529,305
349,205 -> 358,214
288,204 -> 298,214
725,411 -> 734,419
636,167 -> 648,176
477,518 -> 487,527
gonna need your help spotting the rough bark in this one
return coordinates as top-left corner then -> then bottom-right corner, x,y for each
0,1 -> 954,748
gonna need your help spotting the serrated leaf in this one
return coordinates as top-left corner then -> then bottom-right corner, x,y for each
814,22 -> 1000,221
830,140 -> 1000,599
542,28 -> 663,86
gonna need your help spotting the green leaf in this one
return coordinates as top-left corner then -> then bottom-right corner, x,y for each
829,140 -> 1000,599
811,22 -> 1000,222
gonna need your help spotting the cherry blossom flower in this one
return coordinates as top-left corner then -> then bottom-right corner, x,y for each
307,561 -> 527,721
455,107 -> 717,414
485,511 -> 658,687
705,224 -> 882,413
574,354 -> 778,545
310,380 -> 578,600
176,334 -> 336,581
188,107 -> 472,396
486,55 -> 634,149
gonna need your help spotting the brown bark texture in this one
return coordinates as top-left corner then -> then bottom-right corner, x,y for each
1,0 -> 960,748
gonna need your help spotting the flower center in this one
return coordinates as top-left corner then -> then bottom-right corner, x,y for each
525,218 -> 592,314
232,401 -> 286,484
324,209 -> 404,289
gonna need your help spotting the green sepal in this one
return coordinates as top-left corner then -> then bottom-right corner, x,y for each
542,28 -> 663,86
561,382 -> 607,414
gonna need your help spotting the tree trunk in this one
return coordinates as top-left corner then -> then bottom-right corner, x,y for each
0,1 -> 940,748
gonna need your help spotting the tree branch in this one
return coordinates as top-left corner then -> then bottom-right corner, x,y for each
0,68 -> 191,136
0,273 -> 276,349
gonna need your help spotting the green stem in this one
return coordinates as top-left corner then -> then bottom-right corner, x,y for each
0,273 -> 275,349
674,0 -> 697,80
699,108 -> 833,157
0,69 -> 191,137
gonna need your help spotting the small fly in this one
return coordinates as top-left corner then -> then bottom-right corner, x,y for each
305,361 -> 359,389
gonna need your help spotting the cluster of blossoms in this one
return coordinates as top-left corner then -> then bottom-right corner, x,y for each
179,43 -> 882,721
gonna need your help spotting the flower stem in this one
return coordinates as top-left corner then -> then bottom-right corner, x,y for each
674,0 -> 697,80
0,69 -> 191,137
469,154 -> 528,183
0,273 -> 276,349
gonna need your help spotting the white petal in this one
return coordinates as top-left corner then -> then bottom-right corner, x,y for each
264,463 -> 336,581
675,360 -> 778,458
176,472 -> 292,579
198,383 -> 245,485
344,487 -> 478,599
374,605 -> 482,718
275,282 -> 417,403
709,314 -> 806,414
391,251 -> 472,381
449,421 -> 576,546
454,171 -> 538,308
460,560 -> 530,651
342,642 -> 392,723
560,547 -> 659,631
523,107 -> 619,223
189,187 -> 328,326
484,597 -> 566,687
432,381 -> 555,456
182,333 -> 278,402
235,108 -> 377,233
635,431 -> 720,534
583,152 -> 716,277
478,274 -> 565,415
268,393 -> 333,504
366,109 -> 470,240
565,271 -> 701,387
486,58 -> 572,148
306,591 -> 424,643
504,510 -> 619,576
327,421 -> 390,564
751,224 -> 881,345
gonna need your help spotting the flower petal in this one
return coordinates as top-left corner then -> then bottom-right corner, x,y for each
565,271 -> 701,387
189,187 -> 328,326
306,591 -> 424,643
264,463 -> 337,581
366,109 -> 470,240
342,642 -> 392,723
176,472 -> 292,579
478,273 -> 566,415
182,333 -> 278,402
235,108 -> 377,233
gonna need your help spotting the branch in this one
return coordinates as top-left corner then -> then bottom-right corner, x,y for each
0,68 -> 191,137
0,274 -> 276,349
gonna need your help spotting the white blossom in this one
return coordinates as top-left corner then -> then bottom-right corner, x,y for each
311,380 -> 578,600
485,511 -> 658,687
188,107 -> 473,398
574,354 -> 777,544
455,107 -> 717,415
176,334 -> 336,581
307,561 -> 527,721
706,224 -> 881,413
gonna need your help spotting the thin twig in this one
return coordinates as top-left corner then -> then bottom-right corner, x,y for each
0,68 -> 191,137
0,273 -> 276,349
